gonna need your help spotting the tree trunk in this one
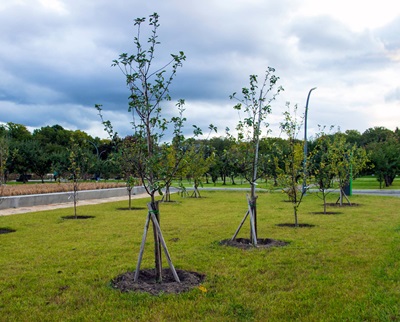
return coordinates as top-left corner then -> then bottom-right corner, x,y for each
73,183 -> 78,219
127,187 -> 132,210
294,207 -> 298,227
150,197 -> 162,282
249,195 -> 257,244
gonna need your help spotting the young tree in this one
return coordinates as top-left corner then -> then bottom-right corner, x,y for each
67,138 -> 87,218
229,68 -> 283,246
330,133 -> 369,205
96,13 -> 194,283
309,127 -> 337,214
275,102 -> 305,227
117,136 -> 141,209
183,140 -> 215,198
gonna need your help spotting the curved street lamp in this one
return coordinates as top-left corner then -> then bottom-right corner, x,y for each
302,87 -> 317,194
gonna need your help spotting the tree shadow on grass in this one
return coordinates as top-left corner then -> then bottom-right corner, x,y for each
276,223 -> 315,228
116,207 -> 146,211
0,227 -> 16,234
325,203 -> 361,207
61,215 -> 95,220
220,238 -> 289,249
310,211 -> 343,215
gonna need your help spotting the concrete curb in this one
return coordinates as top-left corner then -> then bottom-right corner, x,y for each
0,186 -> 146,210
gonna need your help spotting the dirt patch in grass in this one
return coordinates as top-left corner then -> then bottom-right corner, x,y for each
0,227 -> 16,234
276,223 -> 315,228
220,238 -> 289,249
111,269 -> 205,295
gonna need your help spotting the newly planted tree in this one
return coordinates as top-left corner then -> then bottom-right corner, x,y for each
67,138 -> 87,218
183,140 -> 215,198
275,102 -> 305,227
96,13 -> 191,283
308,127 -> 337,214
229,68 -> 283,246
330,133 -> 369,205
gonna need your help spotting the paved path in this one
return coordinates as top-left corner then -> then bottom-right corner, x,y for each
0,194 -> 148,216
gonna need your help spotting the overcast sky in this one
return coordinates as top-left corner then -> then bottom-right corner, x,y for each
1,0 -> 399,140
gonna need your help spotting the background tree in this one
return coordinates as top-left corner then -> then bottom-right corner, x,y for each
0,136 -> 8,185
96,13 -> 191,283
229,67 -> 283,246
367,137 -> 400,188
275,102 -> 305,227
27,141 -> 52,183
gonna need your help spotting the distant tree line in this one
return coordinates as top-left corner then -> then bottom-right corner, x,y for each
0,122 -> 400,189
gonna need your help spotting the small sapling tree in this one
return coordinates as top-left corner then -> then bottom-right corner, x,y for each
229,67 -> 283,246
309,126 -> 336,214
275,102 -> 305,227
67,138 -> 87,218
96,13 -> 198,283
330,133 -> 369,205
183,139 -> 215,198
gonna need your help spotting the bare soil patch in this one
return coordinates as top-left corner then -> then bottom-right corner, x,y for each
220,238 -> 289,249
111,269 -> 205,295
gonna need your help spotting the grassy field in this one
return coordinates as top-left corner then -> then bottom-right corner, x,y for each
1,191 -> 400,321
352,176 -> 400,189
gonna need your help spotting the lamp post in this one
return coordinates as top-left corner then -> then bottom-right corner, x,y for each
302,87 -> 317,194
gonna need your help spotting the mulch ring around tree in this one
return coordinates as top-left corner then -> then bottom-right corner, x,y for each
61,215 -> 95,220
111,269 -> 206,295
220,238 -> 289,249
276,223 -> 315,228
0,227 -> 16,234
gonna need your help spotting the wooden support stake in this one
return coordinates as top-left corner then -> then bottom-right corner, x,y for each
149,211 -> 181,283
231,210 -> 249,241
134,212 -> 151,282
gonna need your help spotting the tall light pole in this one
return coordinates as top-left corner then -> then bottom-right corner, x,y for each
302,87 -> 317,194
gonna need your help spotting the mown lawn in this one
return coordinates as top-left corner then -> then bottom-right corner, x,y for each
352,176 -> 400,189
1,191 -> 400,321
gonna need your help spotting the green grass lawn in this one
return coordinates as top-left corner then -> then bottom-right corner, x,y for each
1,191 -> 400,321
176,175 -> 400,191
352,176 -> 400,189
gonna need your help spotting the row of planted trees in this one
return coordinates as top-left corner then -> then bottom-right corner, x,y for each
93,13 -> 372,287
1,13 -> 397,289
